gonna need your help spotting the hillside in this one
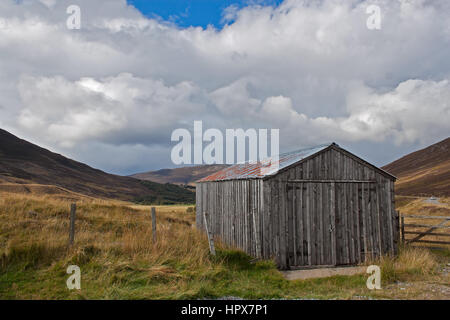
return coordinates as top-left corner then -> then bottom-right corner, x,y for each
130,164 -> 228,186
382,137 -> 450,197
0,129 -> 194,204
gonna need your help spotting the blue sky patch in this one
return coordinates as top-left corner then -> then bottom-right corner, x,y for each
127,0 -> 283,29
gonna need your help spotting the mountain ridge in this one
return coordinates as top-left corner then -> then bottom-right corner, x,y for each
130,164 -> 228,186
0,128 -> 194,204
382,137 -> 450,197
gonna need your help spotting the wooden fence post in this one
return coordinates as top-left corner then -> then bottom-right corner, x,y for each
151,207 -> 157,244
69,203 -> 76,246
401,215 -> 405,243
203,212 -> 216,256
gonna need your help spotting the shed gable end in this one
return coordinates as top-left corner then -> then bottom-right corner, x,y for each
267,146 -> 395,182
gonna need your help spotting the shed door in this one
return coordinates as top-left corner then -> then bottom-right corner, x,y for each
287,182 -> 370,267
286,182 -> 335,267
334,182 -> 377,265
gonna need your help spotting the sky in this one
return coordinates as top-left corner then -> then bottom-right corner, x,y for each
128,0 -> 284,28
0,0 -> 449,175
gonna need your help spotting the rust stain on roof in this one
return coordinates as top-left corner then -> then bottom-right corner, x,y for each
198,143 -> 333,182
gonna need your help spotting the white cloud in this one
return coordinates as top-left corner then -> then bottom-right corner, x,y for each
17,73 -> 206,148
39,0 -> 56,8
252,79 -> 450,147
340,79 -> 450,144
0,0 -> 449,173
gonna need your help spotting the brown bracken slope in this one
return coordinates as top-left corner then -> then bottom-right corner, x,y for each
382,137 -> 450,197
130,164 -> 228,186
0,129 -> 194,203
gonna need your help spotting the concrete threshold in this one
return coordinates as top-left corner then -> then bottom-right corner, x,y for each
282,266 -> 366,280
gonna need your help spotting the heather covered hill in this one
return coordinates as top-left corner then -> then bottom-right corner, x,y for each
382,138 -> 450,197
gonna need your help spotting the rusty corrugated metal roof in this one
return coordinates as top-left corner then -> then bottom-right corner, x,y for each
198,143 -> 333,182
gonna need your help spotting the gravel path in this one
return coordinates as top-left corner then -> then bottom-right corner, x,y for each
423,197 -> 445,205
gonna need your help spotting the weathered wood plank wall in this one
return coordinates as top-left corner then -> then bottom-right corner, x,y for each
196,179 -> 264,257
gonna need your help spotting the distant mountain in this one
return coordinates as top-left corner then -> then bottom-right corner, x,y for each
130,164 -> 228,186
382,137 -> 450,197
0,129 -> 194,204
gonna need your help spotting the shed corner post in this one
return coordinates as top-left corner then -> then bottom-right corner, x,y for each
203,211 -> 216,256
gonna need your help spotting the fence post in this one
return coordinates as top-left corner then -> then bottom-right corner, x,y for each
401,214 -> 405,243
69,203 -> 76,246
203,211 -> 216,256
151,207 -> 157,244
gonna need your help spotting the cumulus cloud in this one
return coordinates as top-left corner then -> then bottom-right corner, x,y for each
0,0 -> 449,173
17,73 -> 205,147
255,79 -> 450,147
340,79 -> 450,144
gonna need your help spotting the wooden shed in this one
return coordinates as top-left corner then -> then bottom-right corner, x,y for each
196,143 -> 399,269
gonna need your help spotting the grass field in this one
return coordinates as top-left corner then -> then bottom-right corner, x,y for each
0,192 -> 448,299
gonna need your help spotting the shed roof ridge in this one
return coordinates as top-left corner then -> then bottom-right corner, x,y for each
277,142 -> 335,158
198,142 -> 335,182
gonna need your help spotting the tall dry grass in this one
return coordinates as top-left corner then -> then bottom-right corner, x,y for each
1,192 -> 448,299
0,192 -> 213,277
371,245 -> 440,282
